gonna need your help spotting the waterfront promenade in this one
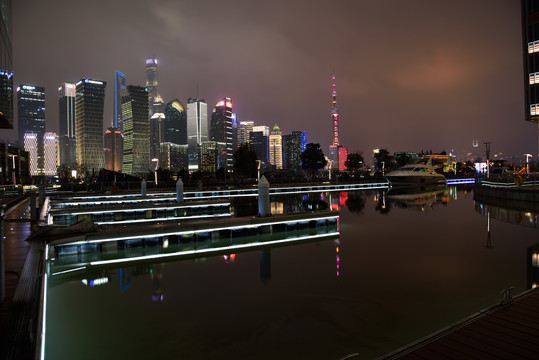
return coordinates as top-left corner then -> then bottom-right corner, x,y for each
379,288 -> 539,359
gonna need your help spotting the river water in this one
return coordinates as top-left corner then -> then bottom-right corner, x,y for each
44,185 -> 539,360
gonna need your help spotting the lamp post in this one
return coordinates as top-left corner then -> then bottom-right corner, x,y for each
484,142 -> 492,178
7,154 -> 17,186
151,158 -> 159,186
524,154 -> 532,174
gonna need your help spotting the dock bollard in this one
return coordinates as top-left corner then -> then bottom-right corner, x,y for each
141,179 -> 147,197
258,175 -> 271,217
176,178 -> 184,203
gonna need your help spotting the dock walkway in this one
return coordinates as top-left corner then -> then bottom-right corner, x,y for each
380,288 -> 539,359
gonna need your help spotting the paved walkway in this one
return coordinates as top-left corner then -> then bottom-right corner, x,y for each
1,198 -> 32,324
380,288 -> 539,359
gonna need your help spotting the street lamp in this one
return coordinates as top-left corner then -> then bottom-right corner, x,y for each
524,154 -> 532,174
152,158 -> 159,185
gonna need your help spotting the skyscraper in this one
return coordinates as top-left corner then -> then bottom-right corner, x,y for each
237,120 -> 254,147
121,85 -> 149,175
24,133 -> 38,176
104,127 -> 123,172
160,142 -> 188,173
210,97 -> 233,170
0,0 -> 13,129
75,78 -> 106,173
283,131 -> 307,170
18,85 -> 45,144
269,125 -> 283,169
43,132 -> 58,176
199,141 -> 226,173
328,74 -> 348,170
145,58 -> 158,108
18,84 -> 45,174
522,0 -> 539,152
149,97 -> 165,161
250,127 -> 269,163
58,83 -> 76,168
114,70 -> 126,129
187,97 -> 208,171
163,99 -> 187,145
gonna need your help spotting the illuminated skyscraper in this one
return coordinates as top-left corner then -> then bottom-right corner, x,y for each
43,132 -> 58,176
121,85 -> 149,175
328,74 -> 348,170
104,127 -> 123,172
237,120 -> 254,147
24,133 -> 38,176
18,85 -> 45,174
0,0 -> 13,129
145,58 -> 158,106
58,83 -> 76,168
199,141 -> 226,173
269,125 -> 283,169
150,97 -> 165,161
522,0 -> 539,152
160,142 -> 188,172
188,98 -> 208,171
75,78 -> 106,172
283,131 -> 307,170
210,97 -> 233,170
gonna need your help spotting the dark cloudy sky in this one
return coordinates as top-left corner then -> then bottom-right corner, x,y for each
7,0 -> 538,161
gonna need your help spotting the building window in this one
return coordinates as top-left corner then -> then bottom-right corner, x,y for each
529,41 -> 539,54
530,104 -> 539,116
530,73 -> 539,85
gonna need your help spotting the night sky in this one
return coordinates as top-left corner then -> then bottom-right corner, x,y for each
7,0 -> 539,161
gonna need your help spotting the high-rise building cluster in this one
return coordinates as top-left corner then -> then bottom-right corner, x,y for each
8,55 -> 314,181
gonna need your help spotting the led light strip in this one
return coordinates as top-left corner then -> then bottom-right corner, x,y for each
94,213 -> 231,225
60,215 -> 339,246
89,231 -> 340,266
66,202 -> 230,215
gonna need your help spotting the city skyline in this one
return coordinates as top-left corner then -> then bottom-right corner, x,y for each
7,0 -> 539,160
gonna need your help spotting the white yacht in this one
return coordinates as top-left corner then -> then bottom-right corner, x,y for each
385,162 -> 446,186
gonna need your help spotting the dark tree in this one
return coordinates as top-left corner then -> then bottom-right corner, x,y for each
177,169 -> 190,184
233,143 -> 258,178
374,149 -> 394,174
301,143 -> 327,178
345,152 -> 364,172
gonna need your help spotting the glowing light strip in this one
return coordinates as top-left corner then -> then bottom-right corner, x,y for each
51,266 -> 86,276
40,271 -> 48,360
446,178 -> 476,185
94,213 -> 231,225
89,231 -> 340,266
65,202 -> 230,215
51,182 -> 390,206
62,215 -> 339,245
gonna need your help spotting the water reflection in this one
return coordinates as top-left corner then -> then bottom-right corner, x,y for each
474,200 -> 539,229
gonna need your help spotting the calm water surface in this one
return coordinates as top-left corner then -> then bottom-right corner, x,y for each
45,186 -> 539,360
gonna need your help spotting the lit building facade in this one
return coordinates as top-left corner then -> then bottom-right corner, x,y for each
75,78 -> 106,173
18,85 -> 45,174
104,127 -> 123,172
522,0 -> 539,152
199,141 -> 226,173
237,120 -> 254,147
58,83 -> 76,168
24,133 -> 39,176
283,131 -> 307,170
210,97 -> 233,170
187,98 -> 208,171
121,85 -> 149,175
0,0 -> 13,129
269,125 -> 283,169
43,132 -> 58,176
160,142 -> 188,173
